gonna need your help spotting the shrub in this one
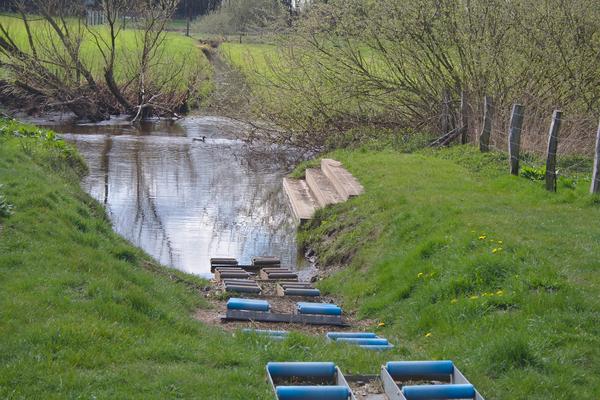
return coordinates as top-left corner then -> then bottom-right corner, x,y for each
0,184 -> 14,218
521,165 -> 546,181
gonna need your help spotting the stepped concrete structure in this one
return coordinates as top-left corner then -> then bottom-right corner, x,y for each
283,159 -> 364,222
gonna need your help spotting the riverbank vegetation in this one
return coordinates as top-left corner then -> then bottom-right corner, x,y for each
0,1 -> 212,121
0,119 -> 388,398
298,146 -> 600,399
216,0 -> 600,156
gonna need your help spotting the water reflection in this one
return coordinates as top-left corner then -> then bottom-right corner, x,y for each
52,116 -> 303,277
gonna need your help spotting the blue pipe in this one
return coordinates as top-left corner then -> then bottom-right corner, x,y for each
386,360 -> 454,379
242,329 -> 288,336
276,385 -> 349,400
226,298 -> 270,312
335,338 -> 389,346
326,332 -> 378,339
297,302 -> 342,316
359,344 -> 394,351
285,288 -> 321,297
402,384 -> 475,399
267,362 -> 336,378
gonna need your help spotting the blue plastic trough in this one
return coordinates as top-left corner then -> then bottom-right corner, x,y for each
335,338 -> 389,346
380,360 -> 485,400
242,329 -> 288,336
276,385 -> 350,400
386,360 -> 454,379
402,384 -> 476,400
359,344 -> 395,351
285,288 -> 321,297
326,332 -> 394,350
297,302 -> 342,316
267,362 -> 356,400
267,362 -> 336,378
326,332 -> 379,339
242,329 -> 288,340
226,298 -> 270,312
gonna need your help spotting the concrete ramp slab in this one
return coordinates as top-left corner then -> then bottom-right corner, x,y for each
321,159 -> 364,199
283,177 -> 317,222
306,168 -> 343,208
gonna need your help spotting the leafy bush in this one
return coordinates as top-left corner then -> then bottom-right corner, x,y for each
0,118 -> 87,176
521,165 -> 546,181
0,184 -> 14,218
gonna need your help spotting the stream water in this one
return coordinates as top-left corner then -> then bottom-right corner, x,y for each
42,115 -> 306,278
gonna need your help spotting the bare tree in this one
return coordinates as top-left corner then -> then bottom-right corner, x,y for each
0,0 -> 201,122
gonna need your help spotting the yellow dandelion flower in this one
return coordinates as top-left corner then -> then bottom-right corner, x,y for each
378,322 -> 385,327
478,235 -> 487,240
425,332 -> 432,338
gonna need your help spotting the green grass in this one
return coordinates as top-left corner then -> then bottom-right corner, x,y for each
3,116 -> 599,398
298,146 -> 600,399
221,42 -> 280,77
0,15 -> 213,95
0,119 -> 396,398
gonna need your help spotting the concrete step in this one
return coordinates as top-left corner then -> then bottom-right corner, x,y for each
283,177 -> 317,222
321,159 -> 364,200
305,168 -> 344,208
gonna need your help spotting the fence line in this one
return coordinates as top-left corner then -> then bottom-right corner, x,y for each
431,95 -> 600,195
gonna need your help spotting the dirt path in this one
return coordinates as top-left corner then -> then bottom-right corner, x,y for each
197,43 -> 252,115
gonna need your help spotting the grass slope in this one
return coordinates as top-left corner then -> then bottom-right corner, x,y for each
299,146 -> 600,399
0,120 -> 383,399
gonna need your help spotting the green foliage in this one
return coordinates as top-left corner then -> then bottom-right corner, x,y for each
0,118 -> 87,177
521,165 -> 546,181
301,145 -> 600,399
0,184 -> 13,218
222,0 -> 600,153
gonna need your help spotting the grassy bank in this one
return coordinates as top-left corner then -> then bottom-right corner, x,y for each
0,120 -> 386,398
298,146 -> 600,399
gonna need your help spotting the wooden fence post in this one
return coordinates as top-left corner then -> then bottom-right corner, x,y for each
479,96 -> 493,152
544,110 -> 562,192
460,90 -> 468,144
508,104 -> 525,176
591,120 -> 600,194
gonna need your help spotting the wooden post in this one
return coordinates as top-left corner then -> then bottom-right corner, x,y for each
508,104 -> 525,176
185,0 -> 191,37
591,120 -> 600,194
479,95 -> 493,152
544,110 -> 562,192
460,90 -> 468,144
